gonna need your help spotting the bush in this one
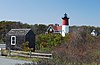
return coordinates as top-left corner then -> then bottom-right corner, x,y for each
51,29 -> 100,65
22,41 -> 33,52
36,34 -> 62,52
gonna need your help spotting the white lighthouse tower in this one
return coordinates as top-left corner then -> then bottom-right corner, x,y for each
62,13 -> 69,37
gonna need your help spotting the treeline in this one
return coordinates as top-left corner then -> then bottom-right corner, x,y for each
0,21 -> 47,43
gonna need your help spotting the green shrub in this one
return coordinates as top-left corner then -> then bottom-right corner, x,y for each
36,34 -> 62,52
22,41 -> 33,52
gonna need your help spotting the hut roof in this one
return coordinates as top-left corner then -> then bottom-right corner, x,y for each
7,29 -> 31,36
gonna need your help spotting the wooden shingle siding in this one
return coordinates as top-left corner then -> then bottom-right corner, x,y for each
6,29 -> 35,51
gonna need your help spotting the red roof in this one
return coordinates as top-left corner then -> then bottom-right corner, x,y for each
52,26 -> 62,31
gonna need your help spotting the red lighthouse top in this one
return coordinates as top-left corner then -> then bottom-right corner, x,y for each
62,13 -> 69,25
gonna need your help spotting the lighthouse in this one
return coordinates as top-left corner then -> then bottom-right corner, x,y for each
62,13 -> 69,37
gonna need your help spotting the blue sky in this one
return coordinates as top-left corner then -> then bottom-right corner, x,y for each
0,0 -> 100,26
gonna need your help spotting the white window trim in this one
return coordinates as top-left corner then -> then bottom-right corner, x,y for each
11,36 -> 16,45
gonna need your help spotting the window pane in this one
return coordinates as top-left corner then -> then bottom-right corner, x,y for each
12,37 -> 15,40
12,41 -> 15,44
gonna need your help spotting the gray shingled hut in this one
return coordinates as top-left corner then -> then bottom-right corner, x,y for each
6,29 -> 35,51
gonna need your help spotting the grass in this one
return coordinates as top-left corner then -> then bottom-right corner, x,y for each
35,48 -> 52,53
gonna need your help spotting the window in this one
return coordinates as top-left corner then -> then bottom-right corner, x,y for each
11,36 -> 16,45
50,28 -> 52,31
